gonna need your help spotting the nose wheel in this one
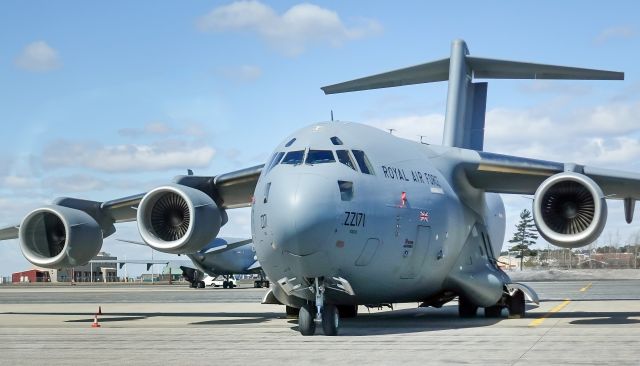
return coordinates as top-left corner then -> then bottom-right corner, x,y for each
297,278 -> 340,336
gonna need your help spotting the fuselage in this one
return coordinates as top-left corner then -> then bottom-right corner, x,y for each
251,121 -> 505,305
187,242 -> 256,277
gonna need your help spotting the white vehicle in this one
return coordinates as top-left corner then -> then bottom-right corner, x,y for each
204,275 -> 237,289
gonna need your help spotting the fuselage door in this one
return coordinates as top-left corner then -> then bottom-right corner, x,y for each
400,225 -> 431,279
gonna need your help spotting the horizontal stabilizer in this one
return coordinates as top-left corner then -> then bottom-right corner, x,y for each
467,57 -> 624,80
321,58 -> 449,94
322,57 -> 623,95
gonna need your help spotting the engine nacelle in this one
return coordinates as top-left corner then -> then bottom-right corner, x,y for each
533,172 -> 607,248
19,205 -> 103,268
137,184 -> 223,254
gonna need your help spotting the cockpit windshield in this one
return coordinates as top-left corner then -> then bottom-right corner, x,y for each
281,150 -> 305,165
266,151 -> 285,172
336,150 -> 356,170
270,147 -> 373,174
352,150 -> 374,175
305,150 -> 335,165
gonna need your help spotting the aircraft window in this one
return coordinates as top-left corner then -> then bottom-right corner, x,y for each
338,180 -> 353,201
336,150 -> 356,170
330,136 -> 343,145
305,150 -> 335,165
285,138 -> 296,147
281,150 -> 305,165
267,151 -> 285,172
352,150 -> 375,175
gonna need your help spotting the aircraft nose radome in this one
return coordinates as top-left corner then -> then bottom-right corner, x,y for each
272,173 -> 336,256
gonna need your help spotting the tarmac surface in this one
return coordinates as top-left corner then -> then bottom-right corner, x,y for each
1,280 -> 640,365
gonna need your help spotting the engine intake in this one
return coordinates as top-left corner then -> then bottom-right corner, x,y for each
19,205 -> 103,268
137,184 -> 222,254
533,172 -> 607,248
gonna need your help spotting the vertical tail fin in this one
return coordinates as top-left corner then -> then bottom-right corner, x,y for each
321,39 -> 623,151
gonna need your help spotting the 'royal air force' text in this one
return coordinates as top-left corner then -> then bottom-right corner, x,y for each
381,165 -> 441,187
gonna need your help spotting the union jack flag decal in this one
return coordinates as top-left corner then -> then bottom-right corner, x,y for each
419,211 -> 430,222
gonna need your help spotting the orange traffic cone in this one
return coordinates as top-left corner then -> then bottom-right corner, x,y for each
91,313 -> 101,328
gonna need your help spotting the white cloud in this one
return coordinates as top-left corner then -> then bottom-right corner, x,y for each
1,175 -> 37,189
14,41 -> 61,72
118,122 -> 208,138
41,139 -> 216,173
218,64 -> 263,82
368,98 -> 640,168
594,26 -> 636,45
197,1 -> 382,56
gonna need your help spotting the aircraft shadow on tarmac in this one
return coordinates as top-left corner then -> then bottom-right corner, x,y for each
544,311 -> 640,325
1,311 -> 281,326
6,305 -> 640,333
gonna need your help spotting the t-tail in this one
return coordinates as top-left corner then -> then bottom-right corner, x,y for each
321,39 -> 623,151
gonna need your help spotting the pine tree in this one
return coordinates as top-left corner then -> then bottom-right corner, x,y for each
508,209 -> 539,270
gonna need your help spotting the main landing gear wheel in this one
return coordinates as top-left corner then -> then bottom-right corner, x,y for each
484,305 -> 502,318
298,304 -> 316,336
458,296 -> 478,318
508,290 -> 526,318
197,281 -> 205,289
321,304 -> 339,336
286,306 -> 300,318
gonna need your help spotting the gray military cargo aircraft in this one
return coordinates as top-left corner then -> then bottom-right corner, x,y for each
0,39 -> 632,336
118,236 -> 268,289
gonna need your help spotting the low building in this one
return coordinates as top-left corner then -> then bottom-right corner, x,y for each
12,269 -> 50,283
39,252 -> 119,283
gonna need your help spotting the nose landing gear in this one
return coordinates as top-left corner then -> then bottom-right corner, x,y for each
297,278 -> 340,336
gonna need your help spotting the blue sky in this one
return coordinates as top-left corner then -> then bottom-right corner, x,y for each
1,1 -> 640,276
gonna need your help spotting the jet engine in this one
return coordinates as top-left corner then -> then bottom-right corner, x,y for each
533,172 -> 607,248
19,205 -> 103,268
137,184 -> 223,254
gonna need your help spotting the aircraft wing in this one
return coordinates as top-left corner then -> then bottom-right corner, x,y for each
0,164 -> 264,240
247,261 -> 261,271
117,237 -> 252,254
0,226 -> 19,241
461,151 -> 640,199
202,238 -> 253,254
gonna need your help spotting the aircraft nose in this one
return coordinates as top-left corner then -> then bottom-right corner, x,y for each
271,173 -> 337,256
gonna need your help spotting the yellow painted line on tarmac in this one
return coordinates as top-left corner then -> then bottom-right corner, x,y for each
580,282 -> 592,292
528,299 -> 571,327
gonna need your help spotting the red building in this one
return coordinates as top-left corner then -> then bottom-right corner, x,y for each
12,269 -> 50,283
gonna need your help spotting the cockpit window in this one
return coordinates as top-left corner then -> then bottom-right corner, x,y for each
281,150 -> 305,165
285,138 -> 296,147
266,151 -> 285,172
336,150 -> 356,170
352,150 -> 374,175
305,150 -> 335,165
330,136 -> 343,145
338,180 -> 353,201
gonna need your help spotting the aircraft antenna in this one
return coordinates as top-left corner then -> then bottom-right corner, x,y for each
387,128 -> 396,135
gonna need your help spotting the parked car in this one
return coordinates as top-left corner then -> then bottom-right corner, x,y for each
204,275 -> 238,288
